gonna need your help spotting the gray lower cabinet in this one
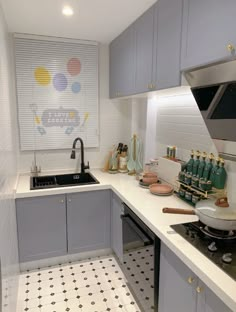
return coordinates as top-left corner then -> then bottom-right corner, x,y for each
159,243 -> 232,312
16,194 -> 67,263
181,0 -> 236,70
111,192 -> 123,262
67,190 -> 111,254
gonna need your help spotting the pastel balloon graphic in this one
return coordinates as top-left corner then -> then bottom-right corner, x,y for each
67,58 -> 81,76
34,67 -> 51,86
53,73 -> 68,91
71,81 -> 81,93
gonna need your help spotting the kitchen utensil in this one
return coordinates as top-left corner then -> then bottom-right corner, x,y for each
135,137 -> 143,173
162,197 -> 236,231
127,134 -> 137,174
149,184 -> 173,196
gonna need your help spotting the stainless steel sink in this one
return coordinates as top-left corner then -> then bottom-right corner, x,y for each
30,172 -> 99,190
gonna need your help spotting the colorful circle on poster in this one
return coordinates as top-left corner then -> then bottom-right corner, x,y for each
67,58 -> 81,76
34,67 -> 51,86
53,73 -> 68,91
71,81 -> 81,93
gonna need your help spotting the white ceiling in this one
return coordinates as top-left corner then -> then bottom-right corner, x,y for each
1,0 -> 156,43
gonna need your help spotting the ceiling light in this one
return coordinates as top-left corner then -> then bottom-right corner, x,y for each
62,5 -> 74,16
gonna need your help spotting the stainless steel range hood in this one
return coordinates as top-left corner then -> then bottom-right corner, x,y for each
184,59 -> 236,162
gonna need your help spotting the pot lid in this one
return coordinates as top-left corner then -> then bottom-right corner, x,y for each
196,198 -> 236,220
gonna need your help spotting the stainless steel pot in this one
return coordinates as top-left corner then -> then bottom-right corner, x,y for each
163,197 -> 236,231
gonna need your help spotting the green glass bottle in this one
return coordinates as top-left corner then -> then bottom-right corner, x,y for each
214,159 -> 227,189
187,150 -> 194,174
197,152 -> 207,178
209,157 -> 220,187
202,153 -> 214,180
192,151 -> 201,175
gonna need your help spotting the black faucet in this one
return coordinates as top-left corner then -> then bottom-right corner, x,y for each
70,137 -> 89,173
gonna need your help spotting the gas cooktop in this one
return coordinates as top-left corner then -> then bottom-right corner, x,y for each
171,222 -> 236,282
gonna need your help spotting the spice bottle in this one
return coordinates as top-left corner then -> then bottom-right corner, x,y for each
209,157 -> 220,186
214,158 -> 227,189
197,152 -> 207,178
202,153 -> 214,180
187,150 -> 195,174
192,150 -> 201,175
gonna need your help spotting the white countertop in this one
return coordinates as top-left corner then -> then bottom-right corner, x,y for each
16,169 -> 236,311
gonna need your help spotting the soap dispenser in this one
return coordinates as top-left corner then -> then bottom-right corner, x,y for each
186,150 -> 194,174
209,157 -> 220,187
203,153 -> 214,180
214,158 -> 227,189
192,150 -> 201,176
197,152 -> 207,178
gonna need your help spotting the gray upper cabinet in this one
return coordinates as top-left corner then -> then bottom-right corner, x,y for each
111,192 -> 123,262
134,5 -> 155,94
16,194 -> 67,263
159,243 -> 232,312
109,0 -> 183,98
154,0 -> 183,90
109,26 -> 135,98
181,0 -> 236,70
67,190 -> 111,254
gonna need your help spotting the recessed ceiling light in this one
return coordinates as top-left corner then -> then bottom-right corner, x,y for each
62,5 -> 74,16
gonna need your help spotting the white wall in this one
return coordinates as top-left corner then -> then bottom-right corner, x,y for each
0,4 -> 19,312
17,44 -> 132,173
145,88 -> 236,202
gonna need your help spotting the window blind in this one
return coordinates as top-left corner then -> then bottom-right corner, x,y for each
14,35 -> 99,151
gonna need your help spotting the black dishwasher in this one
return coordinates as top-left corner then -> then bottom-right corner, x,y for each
121,203 -> 160,312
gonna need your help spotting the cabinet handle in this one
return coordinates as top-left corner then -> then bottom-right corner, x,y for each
60,199 -> 64,203
227,44 -> 235,52
187,277 -> 195,284
68,199 -> 71,203
196,286 -> 203,293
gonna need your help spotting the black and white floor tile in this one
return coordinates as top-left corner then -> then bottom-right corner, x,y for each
16,254 -> 153,312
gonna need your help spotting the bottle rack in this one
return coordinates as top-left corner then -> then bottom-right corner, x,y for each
175,179 -> 226,199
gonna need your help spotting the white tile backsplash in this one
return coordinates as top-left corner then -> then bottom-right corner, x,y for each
0,3 -> 19,312
144,89 -> 236,202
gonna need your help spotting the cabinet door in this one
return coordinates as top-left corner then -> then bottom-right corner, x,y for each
154,0 -> 183,90
181,0 -> 236,70
197,281 -> 232,312
16,195 -> 67,263
67,190 -> 111,254
109,26 -> 135,98
134,5 -> 155,94
159,243 -> 197,312
111,193 -> 123,262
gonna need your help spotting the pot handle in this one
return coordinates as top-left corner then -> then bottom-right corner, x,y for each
162,208 -> 195,215
215,197 -> 229,208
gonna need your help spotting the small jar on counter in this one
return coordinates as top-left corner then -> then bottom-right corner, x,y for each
192,193 -> 200,204
179,186 -> 186,198
185,190 -> 193,201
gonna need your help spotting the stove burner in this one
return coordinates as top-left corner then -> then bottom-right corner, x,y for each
200,226 -> 236,240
